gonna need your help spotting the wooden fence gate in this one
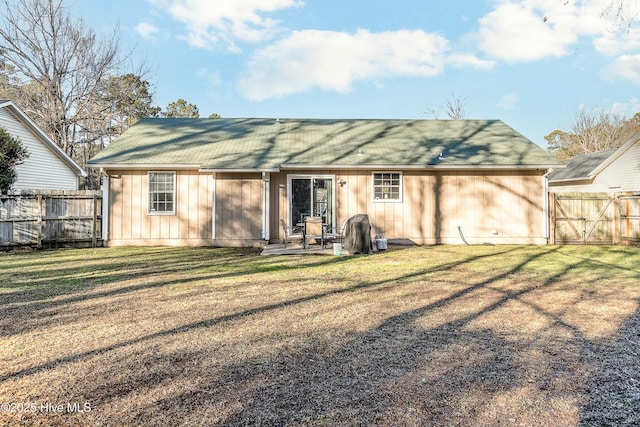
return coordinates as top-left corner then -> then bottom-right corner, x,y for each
550,192 -> 640,245
619,194 -> 640,245
0,190 -> 102,248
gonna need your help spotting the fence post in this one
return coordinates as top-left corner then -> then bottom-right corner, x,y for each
624,192 -> 631,246
549,192 -> 556,245
37,194 -> 43,248
613,193 -> 620,245
92,193 -> 98,248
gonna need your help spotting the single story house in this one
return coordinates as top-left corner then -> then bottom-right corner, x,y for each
0,100 -> 86,191
87,118 -> 563,247
548,130 -> 640,193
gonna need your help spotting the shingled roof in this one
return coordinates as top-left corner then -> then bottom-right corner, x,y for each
87,118 -> 562,171
547,149 -> 616,183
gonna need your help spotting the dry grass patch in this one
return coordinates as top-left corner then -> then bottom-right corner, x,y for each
0,245 -> 639,426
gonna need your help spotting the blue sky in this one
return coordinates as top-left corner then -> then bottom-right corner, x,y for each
71,0 -> 640,148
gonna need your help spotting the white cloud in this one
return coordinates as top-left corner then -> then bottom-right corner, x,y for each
447,53 -> 495,70
160,0 -> 303,50
498,93 -> 519,110
473,0 -> 640,62
197,68 -> 222,87
589,0 -> 640,55
476,1 -> 582,61
610,97 -> 640,117
603,54 -> 640,83
238,29 -> 449,101
594,32 -> 640,55
135,22 -> 160,39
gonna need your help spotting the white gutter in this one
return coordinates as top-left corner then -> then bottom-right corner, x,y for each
281,164 -> 565,170
89,164 -> 565,172
543,169 -> 552,240
211,174 -> 216,240
87,163 -> 201,170
199,168 -> 280,173
100,169 -> 109,243
548,177 -> 592,184
262,172 -> 270,241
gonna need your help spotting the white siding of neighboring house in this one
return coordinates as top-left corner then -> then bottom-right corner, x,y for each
548,181 -> 605,193
0,107 -> 79,191
550,139 -> 640,193
592,140 -> 640,192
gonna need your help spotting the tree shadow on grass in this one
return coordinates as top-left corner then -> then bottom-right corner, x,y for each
6,246 -> 640,426
208,247 -> 588,426
0,248 -> 353,337
153,245 -> 638,426
89,247 -> 580,425
0,247 -> 523,384
580,301 -> 640,426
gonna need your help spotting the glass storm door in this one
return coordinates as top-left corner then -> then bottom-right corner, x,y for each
290,177 -> 334,231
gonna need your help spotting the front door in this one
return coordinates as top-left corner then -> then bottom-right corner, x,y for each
289,176 -> 335,231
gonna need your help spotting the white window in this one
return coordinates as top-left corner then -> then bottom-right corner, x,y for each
148,172 -> 176,214
373,172 -> 402,202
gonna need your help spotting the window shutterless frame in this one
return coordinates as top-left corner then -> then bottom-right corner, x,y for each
372,172 -> 402,203
148,171 -> 176,215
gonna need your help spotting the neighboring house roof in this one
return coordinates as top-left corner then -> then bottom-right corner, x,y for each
547,149 -> 616,182
0,100 -> 87,178
87,118 -> 562,171
548,130 -> 640,184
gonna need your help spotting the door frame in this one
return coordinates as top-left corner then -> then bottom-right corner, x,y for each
287,174 -> 336,231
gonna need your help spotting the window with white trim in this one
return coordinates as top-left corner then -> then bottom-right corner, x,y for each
148,172 -> 176,214
373,172 -> 402,202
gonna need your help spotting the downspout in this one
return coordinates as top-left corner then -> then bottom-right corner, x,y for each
543,169 -> 551,241
262,172 -> 270,241
212,174 -> 216,240
100,169 -> 109,244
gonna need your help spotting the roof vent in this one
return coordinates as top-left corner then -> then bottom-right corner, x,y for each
275,118 -> 281,125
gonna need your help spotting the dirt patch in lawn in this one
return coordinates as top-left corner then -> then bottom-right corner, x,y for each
0,245 -> 639,426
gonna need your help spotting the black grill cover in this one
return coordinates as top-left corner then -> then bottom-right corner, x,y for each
344,214 -> 373,254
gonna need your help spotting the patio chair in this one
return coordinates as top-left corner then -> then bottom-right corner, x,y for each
280,219 -> 304,248
304,216 -> 324,249
325,218 -> 347,246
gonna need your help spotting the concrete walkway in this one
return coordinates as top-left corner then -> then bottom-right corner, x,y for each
260,243 -> 343,256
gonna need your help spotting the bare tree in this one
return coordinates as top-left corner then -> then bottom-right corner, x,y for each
0,0 -> 136,158
546,0 -> 637,31
601,0 -> 638,32
444,94 -> 467,120
425,93 -> 468,120
75,73 -> 160,188
545,109 -> 640,162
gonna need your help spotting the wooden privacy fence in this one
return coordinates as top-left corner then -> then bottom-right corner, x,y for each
619,194 -> 640,245
550,192 -> 640,245
0,190 -> 102,248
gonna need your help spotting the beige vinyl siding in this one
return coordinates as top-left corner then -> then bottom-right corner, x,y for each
271,169 -> 547,245
106,170 -> 263,247
0,108 -> 78,190
215,173 -> 263,242
108,168 -> 547,247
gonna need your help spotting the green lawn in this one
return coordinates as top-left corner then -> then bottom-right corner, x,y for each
1,245 -> 639,426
